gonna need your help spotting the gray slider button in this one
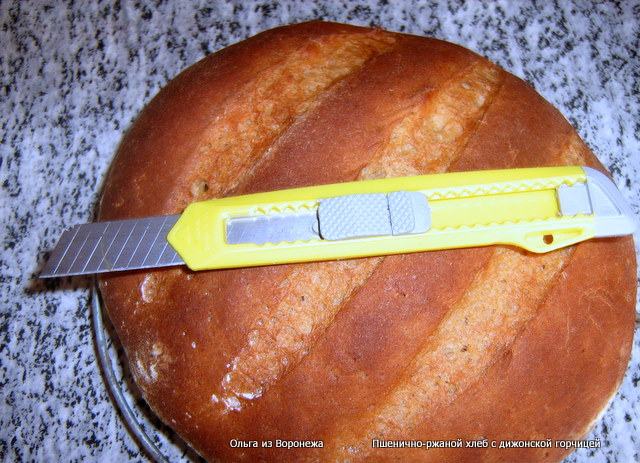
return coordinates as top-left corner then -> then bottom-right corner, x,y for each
318,191 -> 431,241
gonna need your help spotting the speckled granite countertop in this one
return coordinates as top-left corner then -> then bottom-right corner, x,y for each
1,1 -> 638,462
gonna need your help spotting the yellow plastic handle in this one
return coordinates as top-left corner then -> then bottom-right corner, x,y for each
167,166 -> 595,271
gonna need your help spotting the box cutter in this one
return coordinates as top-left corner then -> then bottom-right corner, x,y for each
40,166 -> 636,277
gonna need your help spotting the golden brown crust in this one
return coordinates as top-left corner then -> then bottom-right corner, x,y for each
98,22 -> 636,462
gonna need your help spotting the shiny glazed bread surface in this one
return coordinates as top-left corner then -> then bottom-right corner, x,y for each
98,22 -> 636,462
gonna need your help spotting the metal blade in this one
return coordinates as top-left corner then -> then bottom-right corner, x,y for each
41,215 -> 183,277
226,211 -> 320,245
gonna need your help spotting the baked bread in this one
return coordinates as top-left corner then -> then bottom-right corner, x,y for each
98,22 -> 636,462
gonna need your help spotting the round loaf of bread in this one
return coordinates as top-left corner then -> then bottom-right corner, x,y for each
98,22 -> 636,462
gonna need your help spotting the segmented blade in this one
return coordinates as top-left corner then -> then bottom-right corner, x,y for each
41,215 -> 183,277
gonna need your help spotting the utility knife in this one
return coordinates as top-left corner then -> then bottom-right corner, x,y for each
40,166 -> 636,278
